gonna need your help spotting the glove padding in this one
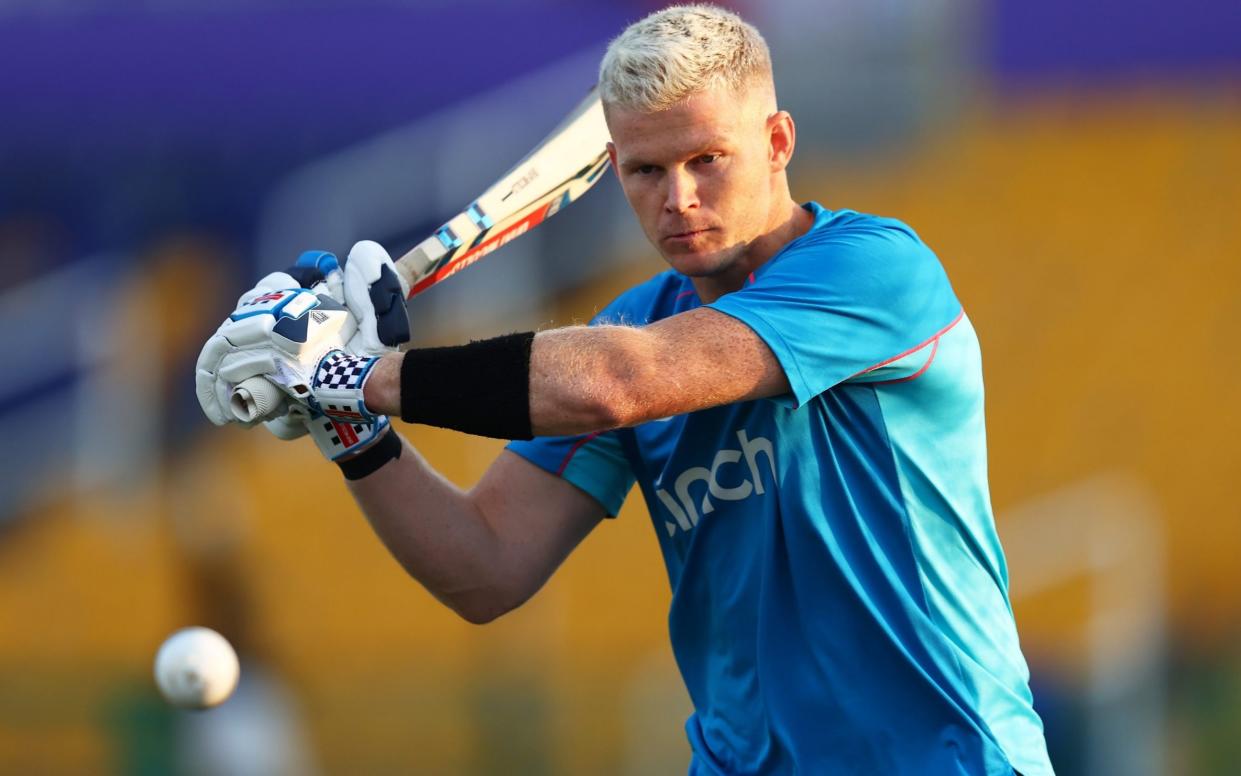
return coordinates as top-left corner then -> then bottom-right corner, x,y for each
341,240 -> 411,354
196,241 -> 410,429
196,273 -> 358,426
264,349 -> 387,460
286,241 -> 410,354
269,401 -> 391,461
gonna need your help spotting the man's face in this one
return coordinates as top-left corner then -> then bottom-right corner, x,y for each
606,84 -> 778,279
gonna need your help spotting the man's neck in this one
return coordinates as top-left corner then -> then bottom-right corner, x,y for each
692,200 -> 814,303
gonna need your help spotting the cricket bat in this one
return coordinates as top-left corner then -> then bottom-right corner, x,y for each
396,87 -> 611,298
229,87 -> 612,424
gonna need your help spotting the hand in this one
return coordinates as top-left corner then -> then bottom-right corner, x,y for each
267,401 -> 392,462
339,240 -> 411,354
286,241 -> 410,355
196,241 -> 411,427
195,274 -> 359,426
255,349 -> 391,462
263,349 -> 390,460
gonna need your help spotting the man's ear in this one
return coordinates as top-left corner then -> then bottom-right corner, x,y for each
607,141 -> 619,172
768,111 -> 796,173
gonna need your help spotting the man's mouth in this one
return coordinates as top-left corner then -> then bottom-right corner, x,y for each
664,227 -> 712,242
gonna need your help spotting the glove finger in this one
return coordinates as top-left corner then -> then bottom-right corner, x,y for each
213,374 -> 238,425
196,332 -> 233,375
218,350 -> 278,383
289,250 -> 344,300
346,241 -> 390,283
344,241 -> 411,350
368,264 -> 411,348
196,368 -> 231,425
264,413 -> 309,441
220,314 -> 276,347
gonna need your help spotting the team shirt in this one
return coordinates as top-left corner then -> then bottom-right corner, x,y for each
508,203 -> 1053,775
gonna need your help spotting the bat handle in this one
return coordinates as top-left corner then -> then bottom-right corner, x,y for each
230,376 -> 284,423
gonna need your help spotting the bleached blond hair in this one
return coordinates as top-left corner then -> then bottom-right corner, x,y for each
599,4 -> 773,113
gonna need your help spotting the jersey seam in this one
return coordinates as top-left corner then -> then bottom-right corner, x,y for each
869,337 -> 941,386
849,308 -> 965,381
869,384 -> 974,701
555,432 -> 603,476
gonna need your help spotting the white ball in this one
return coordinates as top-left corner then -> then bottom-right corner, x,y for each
153,626 -> 240,710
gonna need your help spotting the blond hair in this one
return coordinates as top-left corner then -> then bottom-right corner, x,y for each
598,4 -> 773,113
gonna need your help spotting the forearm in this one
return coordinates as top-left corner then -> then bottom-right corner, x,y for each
359,309 -> 788,438
344,432 -> 512,623
362,326 -> 676,435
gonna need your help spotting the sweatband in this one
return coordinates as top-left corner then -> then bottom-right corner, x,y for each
337,426 -> 402,480
400,331 -> 535,440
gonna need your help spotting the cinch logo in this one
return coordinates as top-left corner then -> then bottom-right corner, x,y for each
655,429 -> 776,536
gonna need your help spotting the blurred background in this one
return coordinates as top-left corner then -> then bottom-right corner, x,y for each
1,0 -> 1238,773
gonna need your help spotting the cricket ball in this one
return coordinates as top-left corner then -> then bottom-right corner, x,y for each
153,626 -> 240,709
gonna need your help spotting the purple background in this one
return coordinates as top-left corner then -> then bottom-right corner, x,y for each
989,0 -> 1241,86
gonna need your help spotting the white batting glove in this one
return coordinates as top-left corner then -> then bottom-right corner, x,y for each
195,279 -> 359,426
260,243 -> 409,458
269,401 -> 392,462
340,240 -> 411,354
195,242 -> 409,466
282,242 -> 410,355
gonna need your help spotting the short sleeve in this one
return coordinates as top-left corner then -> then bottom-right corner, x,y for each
506,431 -> 635,517
707,214 -> 963,407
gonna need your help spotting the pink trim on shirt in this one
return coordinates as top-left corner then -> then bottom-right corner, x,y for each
871,337 -> 940,385
556,432 -> 602,476
849,308 -> 965,381
675,289 -> 696,301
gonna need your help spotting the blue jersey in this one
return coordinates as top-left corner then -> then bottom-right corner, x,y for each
508,203 -> 1052,775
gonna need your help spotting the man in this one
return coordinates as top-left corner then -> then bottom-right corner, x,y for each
197,5 -> 1052,774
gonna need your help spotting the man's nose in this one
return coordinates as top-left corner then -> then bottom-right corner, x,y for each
664,168 -> 700,214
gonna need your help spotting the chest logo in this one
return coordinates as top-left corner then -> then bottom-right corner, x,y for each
654,430 -> 776,536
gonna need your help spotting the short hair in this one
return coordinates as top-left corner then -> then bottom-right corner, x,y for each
598,4 -> 773,113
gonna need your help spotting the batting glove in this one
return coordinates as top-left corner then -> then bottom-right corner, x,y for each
195,278 -> 360,426
284,241 -> 411,354
260,243 -> 409,461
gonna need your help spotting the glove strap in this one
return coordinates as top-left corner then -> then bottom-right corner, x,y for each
313,351 -> 382,423
307,413 -> 390,461
337,426 -> 402,480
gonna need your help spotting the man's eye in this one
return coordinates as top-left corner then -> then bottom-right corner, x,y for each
636,165 -> 656,175
697,154 -> 719,164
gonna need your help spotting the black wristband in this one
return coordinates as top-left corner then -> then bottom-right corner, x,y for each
400,331 -> 535,440
336,427 -> 402,480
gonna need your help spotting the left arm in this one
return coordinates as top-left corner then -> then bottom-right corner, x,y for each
362,307 -> 790,436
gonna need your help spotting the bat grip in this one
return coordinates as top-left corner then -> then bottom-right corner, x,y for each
230,376 -> 284,423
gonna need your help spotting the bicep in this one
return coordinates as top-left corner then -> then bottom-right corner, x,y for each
640,306 -> 791,412
470,451 -> 607,593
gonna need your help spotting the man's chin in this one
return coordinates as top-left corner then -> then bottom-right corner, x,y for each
663,249 -> 738,278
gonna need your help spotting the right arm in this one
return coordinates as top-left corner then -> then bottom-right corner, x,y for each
346,436 -> 606,624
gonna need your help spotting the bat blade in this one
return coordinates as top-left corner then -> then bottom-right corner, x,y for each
395,87 -> 612,299
228,88 -> 611,424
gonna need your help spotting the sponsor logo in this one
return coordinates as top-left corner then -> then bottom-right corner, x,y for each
655,429 -> 776,536
245,290 -> 290,306
502,168 -> 540,202
435,216 -> 535,283
331,419 -> 359,448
